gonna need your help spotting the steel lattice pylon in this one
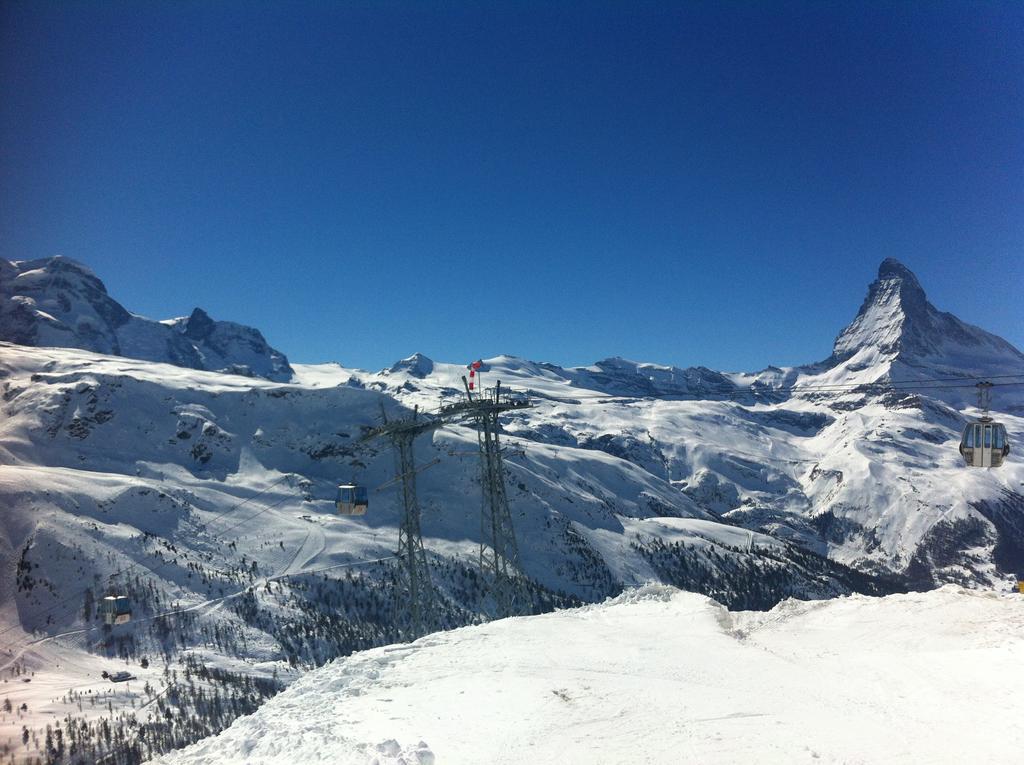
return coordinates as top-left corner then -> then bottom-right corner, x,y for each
474,404 -> 529,618
362,385 -> 533,637
391,431 -> 436,639
457,379 -> 532,619
364,404 -> 444,640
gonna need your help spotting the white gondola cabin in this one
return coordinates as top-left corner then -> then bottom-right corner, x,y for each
959,418 -> 1009,468
336,484 -> 368,515
100,595 -> 132,626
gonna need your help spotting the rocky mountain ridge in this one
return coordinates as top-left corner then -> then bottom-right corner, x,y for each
0,256 -> 292,381
834,258 -> 1024,364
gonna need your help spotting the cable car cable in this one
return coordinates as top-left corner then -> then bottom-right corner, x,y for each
1,552 -> 405,665
0,475 -> 301,643
105,474 -> 294,579
397,370 -> 1024,416
674,378 -> 1024,401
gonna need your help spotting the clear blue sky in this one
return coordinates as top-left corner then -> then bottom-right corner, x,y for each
2,1 -> 1022,371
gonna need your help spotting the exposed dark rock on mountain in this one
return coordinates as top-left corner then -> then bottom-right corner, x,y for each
0,256 -> 293,380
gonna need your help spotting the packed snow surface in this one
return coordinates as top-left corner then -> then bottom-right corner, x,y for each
154,586 -> 1024,765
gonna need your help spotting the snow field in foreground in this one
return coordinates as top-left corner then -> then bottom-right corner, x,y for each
153,585 -> 1024,765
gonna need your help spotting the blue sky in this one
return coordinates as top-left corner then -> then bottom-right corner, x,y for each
2,1 -> 1022,371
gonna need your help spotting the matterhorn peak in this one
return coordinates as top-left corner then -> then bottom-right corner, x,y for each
877,256 -> 918,282
830,258 -> 1024,374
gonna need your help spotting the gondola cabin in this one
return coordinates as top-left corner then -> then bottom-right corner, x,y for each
100,595 -> 132,626
959,419 -> 1009,468
336,484 -> 368,516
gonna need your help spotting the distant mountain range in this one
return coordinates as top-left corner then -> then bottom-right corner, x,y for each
0,255 -> 292,381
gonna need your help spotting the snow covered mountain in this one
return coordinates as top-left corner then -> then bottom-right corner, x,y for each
152,585 -> 1024,765
355,259 -> 1024,587
2,340 -> 888,764
831,257 -> 1024,375
1,256 -> 1023,763
0,256 -> 293,381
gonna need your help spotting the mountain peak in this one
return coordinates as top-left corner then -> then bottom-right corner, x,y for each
876,258 -> 928,307
877,257 -> 918,283
183,307 -> 215,341
387,352 -> 434,378
0,256 -> 293,381
830,259 -> 1024,372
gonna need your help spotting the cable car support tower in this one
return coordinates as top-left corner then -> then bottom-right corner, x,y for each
362,380 -> 534,637
363,404 -> 447,639
456,378 -> 532,618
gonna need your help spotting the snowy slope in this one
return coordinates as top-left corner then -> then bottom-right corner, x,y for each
359,260 -> 1024,586
0,256 -> 293,380
2,257 -> 1024,763
2,342 -> 872,765
153,585 -> 1024,765
0,339 -> 862,634
0,340 -> 893,762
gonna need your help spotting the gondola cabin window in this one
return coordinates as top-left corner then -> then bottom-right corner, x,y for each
100,595 -> 132,625
336,483 -> 368,515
